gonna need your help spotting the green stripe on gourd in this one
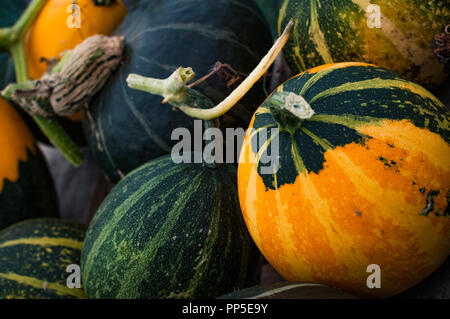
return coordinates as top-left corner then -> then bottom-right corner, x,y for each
251,64 -> 449,190
81,156 -> 259,299
0,218 -> 86,299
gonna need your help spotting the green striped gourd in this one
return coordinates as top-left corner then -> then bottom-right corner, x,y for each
0,218 -> 86,299
83,0 -> 272,182
81,155 -> 259,299
237,62 -> 450,297
278,0 -> 449,89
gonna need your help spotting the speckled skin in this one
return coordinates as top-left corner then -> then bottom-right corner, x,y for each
0,218 -> 86,299
82,156 -> 259,299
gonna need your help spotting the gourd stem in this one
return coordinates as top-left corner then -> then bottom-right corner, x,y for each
180,19 -> 295,120
0,28 -> 13,51
268,91 -> 315,134
10,43 -> 28,84
1,0 -> 84,167
270,91 -> 315,120
11,0 -> 47,40
127,19 -> 295,121
127,67 -> 196,103
32,116 -> 84,167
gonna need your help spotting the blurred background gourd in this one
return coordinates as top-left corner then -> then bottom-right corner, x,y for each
277,0 -> 449,89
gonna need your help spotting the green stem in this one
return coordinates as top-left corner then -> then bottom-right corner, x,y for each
0,28 -> 13,51
127,67 -> 196,103
1,0 -> 83,167
10,43 -> 28,83
33,116 -> 84,166
11,0 -> 47,40
126,19 -> 295,121
268,91 -> 315,134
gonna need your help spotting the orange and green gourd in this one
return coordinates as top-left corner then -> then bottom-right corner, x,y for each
0,97 -> 58,230
278,0 -> 449,89
25,0 -> 127,80
24,0 -> 127,121
237,62 -> 450,298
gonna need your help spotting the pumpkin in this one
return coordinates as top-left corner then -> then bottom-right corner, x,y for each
278,0 -> 449,89
395,256 -> 450,298
0,97 -> 59,231
81,155 -> 260,298
0,218 -> 86,299
25,0 -> 127,80
9,0 -> 127,145
237,62 -> 450,298
82,0 -> 273,182
219,281 -> 355,299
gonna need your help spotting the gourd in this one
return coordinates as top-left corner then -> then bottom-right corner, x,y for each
0,218 -> 86,299
237,62 -> 450,298
25,0 -> 127,80
14,0 -> 127,146
0,0 -> 126,163
82,0 -> 273,182
278,0 -> 450,89
81,155 -> 259,298
253,0 -> 283,38
0,97 -> 58,231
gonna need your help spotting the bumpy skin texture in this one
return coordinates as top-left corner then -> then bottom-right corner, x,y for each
0,98 -> 58,231
238,62 -> 450,298
0,218 -> 86,299
83,0 -> 273,183
278,0 -> 449,89
82,156 -> 259,299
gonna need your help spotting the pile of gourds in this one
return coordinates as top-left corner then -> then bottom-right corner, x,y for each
0,0 -> 448,299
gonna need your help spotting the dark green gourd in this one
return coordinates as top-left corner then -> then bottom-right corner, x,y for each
0,218 -> 86,299
83,0 -> 273,182
0,98 -> 59,231
253,0 -> 282,38
81,155 -> 260,298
